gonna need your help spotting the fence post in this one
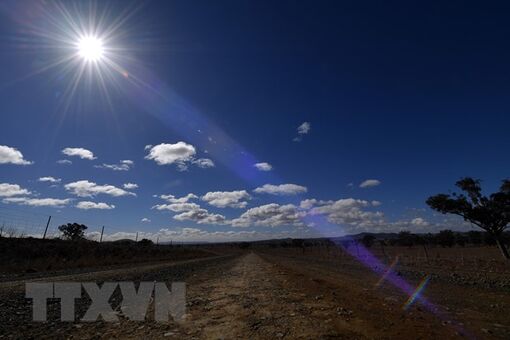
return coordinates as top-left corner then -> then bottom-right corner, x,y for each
42,216 -> 52,240
422,243 -> 429,263
100,226 -> 104,243
156,236 -> 159,245
135,232 -> 138,242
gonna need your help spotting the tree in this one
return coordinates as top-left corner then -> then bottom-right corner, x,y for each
138,238 -> 154,246
426,178 -> 510,260
361,234 -> 376,248
467,231 -> 482,245
436,229 -> 455,247
58,223 -> 87,241
397,231 -> 415,247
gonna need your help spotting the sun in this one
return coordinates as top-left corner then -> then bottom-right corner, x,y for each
77,36 -> 104,62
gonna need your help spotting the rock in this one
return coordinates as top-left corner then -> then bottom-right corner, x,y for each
164,331 -> 175,337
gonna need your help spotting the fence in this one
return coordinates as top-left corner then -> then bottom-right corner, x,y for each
0,205 -> 134,242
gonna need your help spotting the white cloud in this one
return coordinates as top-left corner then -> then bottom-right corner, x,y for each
153,202 -> 201,212
297,122 -> 311,134
141,218 -> 151,223
145,142 -> 196,169
293,122 -> 311,142
299,198 -> 333,210
0,183 -> 31,197
254,162 -> 272,171
38,176 -> 61,183
62,147 -> 96,160
57,159 -> 72,165
410,217 -> 429,227
95,160 -> 134,171
232,203 -> 304,227
201,190 -> 250,208
2,197 -> 71,207
145,143 -> 215,171
76,201 -> 115,210
123,183 -> 138,190
153,194 -> 226,225
64,180 -> 135,197
359,179 -> 381,188
158,204 -> 225,224
0,145 -> 32,165
173,208 -> 226,225
307,198 -> 384,228
193,158 -> 215,168
254,183 -> 307,196
159,193 -> 198,203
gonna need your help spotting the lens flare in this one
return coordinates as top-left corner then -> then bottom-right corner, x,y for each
375,255 -> 399,288
403,275 -> 431,310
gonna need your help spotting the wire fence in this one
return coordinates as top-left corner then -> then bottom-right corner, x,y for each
0,205 -> 128,242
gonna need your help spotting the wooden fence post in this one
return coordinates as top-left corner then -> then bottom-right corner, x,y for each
99,226 -> 104,243
42,216 -> 52,240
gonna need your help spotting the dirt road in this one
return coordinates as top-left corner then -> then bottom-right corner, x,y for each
0,252 -> 507,339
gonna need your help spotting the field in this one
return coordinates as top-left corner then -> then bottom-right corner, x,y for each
0,240 -> 509,339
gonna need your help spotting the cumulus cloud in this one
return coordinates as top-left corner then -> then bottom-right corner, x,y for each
192,158 -> 215,168
0,145 -> 32,165
232,203 -> 304,227
123,183 -> 138,190
201,190 -> 250,208
0,183 -> 31,197
153,202 -> 201,212
154,202 -> 226,224
141,218 -> 151,223
57,159 -> 72,165
38,176 -> 61,183
76,201 -> 115,210
145,142 -> 196,169
145,143 -> 216,171
95,160 -> 134,171
254,183 -> 307,196
410,217 -> 430,227
173,208 -> 226,225
254,162 -> 272,171
62,147 -> 96,160
159,193 -> 198,203
293,122 -> 311,142
2,197 -> 71,207
359,179 -> 381,188
64,180 -> 135,197
307,198 -> 384,228
153,194 -> 226,224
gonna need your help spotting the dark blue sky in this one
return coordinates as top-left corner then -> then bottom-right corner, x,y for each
0,1 -> 508,241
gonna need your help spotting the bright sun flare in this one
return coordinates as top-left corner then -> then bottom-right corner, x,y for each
77,36 -> 104,62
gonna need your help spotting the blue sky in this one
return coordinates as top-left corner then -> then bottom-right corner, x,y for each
0,1 -> 509,242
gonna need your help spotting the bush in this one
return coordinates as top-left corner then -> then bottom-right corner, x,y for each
436,229 -> 455,247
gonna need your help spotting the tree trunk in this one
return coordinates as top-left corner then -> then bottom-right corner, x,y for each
495,236 -> 510,260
